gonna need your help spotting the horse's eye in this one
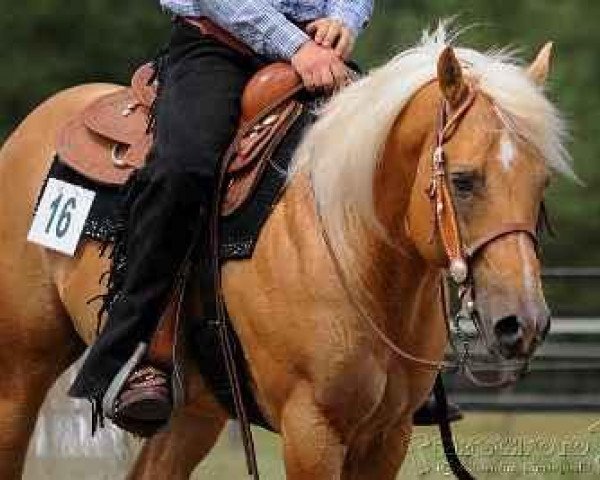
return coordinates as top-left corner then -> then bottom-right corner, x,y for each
451,173 -> 476,197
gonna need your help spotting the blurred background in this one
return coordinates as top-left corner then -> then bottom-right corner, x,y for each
2,0 -> 599,479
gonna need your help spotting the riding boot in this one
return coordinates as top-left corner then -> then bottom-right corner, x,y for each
68,165 -> 213,431
413,394 -> 463,426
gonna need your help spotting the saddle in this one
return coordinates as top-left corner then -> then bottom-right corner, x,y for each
56,61 -> 303,216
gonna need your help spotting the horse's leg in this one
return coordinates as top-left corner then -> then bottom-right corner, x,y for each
0,221 -> 84,479
280,382 -> 346,480
0,285 -> 83,479
0,83 -> 122,478
342,420 -> 412,480
127,374 -> 228,480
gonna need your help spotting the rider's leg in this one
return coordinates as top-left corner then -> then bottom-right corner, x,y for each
68,19 -> 261,432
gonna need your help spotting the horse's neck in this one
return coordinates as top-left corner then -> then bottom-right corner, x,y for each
280,178 -> 442,352
358,230 -> 443,350
366,87 -> 445,348
276,85 -> 445,358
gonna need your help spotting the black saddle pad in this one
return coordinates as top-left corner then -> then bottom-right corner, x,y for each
44,108 -> 313,259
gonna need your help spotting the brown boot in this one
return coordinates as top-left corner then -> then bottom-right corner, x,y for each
110,364 -> 172,437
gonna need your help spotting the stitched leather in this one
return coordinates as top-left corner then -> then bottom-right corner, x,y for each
110,364 -> 172,437
431,89 -> 538,281
131,62 -> 156,109
83,89 -> 150,146
222,100 -> 303,216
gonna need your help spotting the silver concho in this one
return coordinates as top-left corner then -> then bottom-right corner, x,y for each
449,258 -> 468,284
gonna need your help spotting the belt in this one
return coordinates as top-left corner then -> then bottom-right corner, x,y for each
182,17 -> 255,57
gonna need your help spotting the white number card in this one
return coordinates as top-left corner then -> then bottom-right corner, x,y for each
27,178 -> 96,256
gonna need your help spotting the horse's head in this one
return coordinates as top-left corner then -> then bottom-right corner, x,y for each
406,43 -> 561,362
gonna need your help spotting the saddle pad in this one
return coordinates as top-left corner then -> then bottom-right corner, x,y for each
42,108 -> 313,261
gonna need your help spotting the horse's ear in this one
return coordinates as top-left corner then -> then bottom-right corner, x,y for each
527,42 -> 553,85
437,46 -> 467,108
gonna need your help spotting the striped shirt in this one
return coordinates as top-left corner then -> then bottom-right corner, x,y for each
160,0 -> 374,60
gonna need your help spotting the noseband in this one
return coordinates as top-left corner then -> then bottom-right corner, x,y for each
429,88 -> 539,285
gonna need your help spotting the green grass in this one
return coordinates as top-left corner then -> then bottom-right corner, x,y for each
193,413 -> 600,479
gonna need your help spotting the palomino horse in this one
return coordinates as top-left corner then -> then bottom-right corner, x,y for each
0,25 -> 571,479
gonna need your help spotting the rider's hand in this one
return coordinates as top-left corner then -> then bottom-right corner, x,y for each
306,18 -> 356,60
291,41 -> 350,93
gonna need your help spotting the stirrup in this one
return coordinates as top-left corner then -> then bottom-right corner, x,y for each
110,364 -> 173,437
102,343 -> 172,437
102,342 -> 148,418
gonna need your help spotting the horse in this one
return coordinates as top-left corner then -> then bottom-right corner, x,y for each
0,24 -> 572,479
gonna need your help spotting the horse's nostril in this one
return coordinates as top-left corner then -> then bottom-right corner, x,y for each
494,315 -> 522,347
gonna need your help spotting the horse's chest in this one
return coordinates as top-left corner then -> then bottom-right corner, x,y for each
313,357 -> 414,438
338,366 -> 434,440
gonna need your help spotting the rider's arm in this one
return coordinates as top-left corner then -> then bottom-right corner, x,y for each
198,0 -> 311,60
327,0 -> 374,35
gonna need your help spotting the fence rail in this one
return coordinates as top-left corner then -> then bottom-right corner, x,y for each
542,267 -> 600,278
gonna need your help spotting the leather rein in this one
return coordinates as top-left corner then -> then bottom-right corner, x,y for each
320,86 -> 539,375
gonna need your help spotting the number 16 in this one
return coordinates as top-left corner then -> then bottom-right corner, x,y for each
45,193 -> 76,238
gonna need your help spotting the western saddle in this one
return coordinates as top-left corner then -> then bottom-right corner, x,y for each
56,61 -> 303,216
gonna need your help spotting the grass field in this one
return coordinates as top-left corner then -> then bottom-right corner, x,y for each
191,413 -> 600,479
24,412 -> 600,479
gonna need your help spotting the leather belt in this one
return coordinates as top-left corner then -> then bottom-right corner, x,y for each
182,16 -> 255,57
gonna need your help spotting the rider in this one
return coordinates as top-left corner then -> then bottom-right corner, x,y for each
69,0 -> 460,435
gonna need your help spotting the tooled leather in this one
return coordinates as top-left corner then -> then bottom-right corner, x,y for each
229,101 -> 299,173
437,179 -> 464,264
222,100 -> 303,216
56,114 -> 137,186
83,89 -> 150,145
131,62 -> 156,109
432,89 -> 476,268
58,58 -> 302,209
433,88 -> 539,275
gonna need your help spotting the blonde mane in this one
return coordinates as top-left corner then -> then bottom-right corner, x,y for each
291,22 -> 573,292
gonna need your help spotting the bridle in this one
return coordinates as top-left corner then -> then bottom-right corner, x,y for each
429,86 -> 538,286
319,85 -> 541,382
429,86 -> 540,386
